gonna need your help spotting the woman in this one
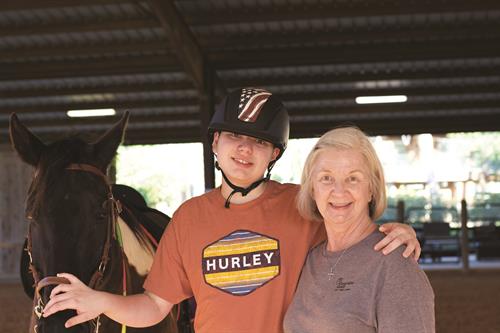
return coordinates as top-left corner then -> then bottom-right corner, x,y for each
284,127 -> 435,333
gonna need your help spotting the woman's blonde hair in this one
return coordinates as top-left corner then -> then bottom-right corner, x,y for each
297,126 -> 387,222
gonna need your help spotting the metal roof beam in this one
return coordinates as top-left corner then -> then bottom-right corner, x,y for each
226,70 -> 500,88
147,0 -> 225,99
202,25 -> 500,50
211,40 -> 500,69
0,56 -> 180,80
0,98 -> 197,114
275,85 -> 500,102
0,82 -> 194,99
184,1 -> 500,25
1,112 -> 196,128
0,18 -> 159,37
0,0 -> 132,11
2,42 -> 170,60
6,99 -> 497,118
287,100 -> 500,115
4,79 -> 500,100
290,114 -> 500,138
0,126 -> 202,146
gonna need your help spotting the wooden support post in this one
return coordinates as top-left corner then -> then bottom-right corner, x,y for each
147,0 -> 226,191
396,200 -> 405,223
200,68 -> 216,191
460,199 -> 470,272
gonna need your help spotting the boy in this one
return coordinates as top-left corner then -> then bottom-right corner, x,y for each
44,88 -> 419,332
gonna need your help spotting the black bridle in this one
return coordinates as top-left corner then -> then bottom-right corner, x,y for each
26,163 -> 121,333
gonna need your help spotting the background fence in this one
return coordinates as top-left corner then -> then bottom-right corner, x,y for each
0,145 -> 32,280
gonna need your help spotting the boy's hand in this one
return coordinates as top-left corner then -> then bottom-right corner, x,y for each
374,223 -> 421,260
43,273 -> 107,328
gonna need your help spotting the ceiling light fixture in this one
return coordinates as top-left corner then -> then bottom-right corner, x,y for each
355,95 -> 408,104
67,108 -> 116,118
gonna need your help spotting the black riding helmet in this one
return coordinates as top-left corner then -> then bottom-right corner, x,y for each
208,87 -> 290,208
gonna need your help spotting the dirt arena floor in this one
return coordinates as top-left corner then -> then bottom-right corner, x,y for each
1,269 -> 499,333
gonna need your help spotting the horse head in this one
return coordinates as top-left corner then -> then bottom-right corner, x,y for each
10,113 -> 129,333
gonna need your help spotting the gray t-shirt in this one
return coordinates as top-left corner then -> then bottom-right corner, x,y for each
284,230 -> 435,333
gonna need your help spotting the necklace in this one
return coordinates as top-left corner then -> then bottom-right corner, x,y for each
326,245 -> 348,281
324,221 -> 376,281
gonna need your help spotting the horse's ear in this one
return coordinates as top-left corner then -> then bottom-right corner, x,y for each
93,111 -> 130,169
9,113 -> 46,166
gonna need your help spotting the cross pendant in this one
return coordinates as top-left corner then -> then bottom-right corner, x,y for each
328,269 -> 335,281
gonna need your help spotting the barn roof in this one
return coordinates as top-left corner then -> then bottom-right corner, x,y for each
1,0 -> 499,145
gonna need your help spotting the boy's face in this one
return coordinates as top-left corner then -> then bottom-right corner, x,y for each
212,131 -> 280,187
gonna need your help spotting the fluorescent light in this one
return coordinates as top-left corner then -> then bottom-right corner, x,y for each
67,108 -> 116,118
355,95 -> 407,104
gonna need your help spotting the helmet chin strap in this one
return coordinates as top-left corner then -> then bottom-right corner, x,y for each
215,161 -> 275,208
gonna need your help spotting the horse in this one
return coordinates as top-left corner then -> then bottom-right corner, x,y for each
9,112 -> 187,333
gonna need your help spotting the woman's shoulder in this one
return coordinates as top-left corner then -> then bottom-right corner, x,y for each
374,233 -> 427,280
357,231 -> 417,270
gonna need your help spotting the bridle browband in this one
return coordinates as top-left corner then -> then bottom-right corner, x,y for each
27,163 -> 122,333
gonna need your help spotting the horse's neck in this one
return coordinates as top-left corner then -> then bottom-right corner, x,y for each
117,217 -> 155,277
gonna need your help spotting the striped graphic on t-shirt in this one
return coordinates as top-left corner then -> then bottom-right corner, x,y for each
202,230 -> 280,296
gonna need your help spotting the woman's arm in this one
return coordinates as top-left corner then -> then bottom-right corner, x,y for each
42,273 -> 173,328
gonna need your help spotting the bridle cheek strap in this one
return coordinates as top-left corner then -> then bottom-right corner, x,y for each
67,163 -> 119,291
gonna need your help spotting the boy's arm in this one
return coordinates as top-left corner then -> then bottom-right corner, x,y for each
374,223 -> 421,260
42,273 -> 174,328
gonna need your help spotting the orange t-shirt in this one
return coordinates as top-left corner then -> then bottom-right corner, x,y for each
144,181 -> 325,333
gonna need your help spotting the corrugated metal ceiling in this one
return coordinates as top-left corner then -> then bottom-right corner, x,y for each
0,0 -> 499,144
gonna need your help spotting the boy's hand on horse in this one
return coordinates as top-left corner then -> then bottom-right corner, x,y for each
375,222 -> 421,260
43,272 -> 175,328
42,273 -> 108,327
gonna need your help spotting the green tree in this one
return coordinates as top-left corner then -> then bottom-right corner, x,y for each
449,132 -> 500,175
